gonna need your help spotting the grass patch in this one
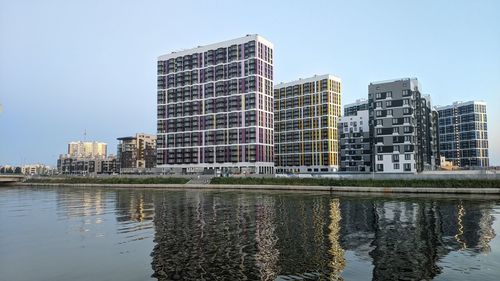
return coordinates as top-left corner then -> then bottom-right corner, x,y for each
210,177 -> 500,188
25,177 -> 189,185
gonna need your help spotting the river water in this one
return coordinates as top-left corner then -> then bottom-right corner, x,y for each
1,186 -> 499,281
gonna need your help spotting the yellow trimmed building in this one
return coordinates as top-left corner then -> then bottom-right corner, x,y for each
274,74 -> 341,173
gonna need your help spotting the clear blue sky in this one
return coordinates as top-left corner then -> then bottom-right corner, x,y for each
1,0 -> 499,166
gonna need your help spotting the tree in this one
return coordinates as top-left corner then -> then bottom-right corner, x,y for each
15,167 -> 22,174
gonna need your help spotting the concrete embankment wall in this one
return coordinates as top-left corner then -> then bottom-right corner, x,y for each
324,171 -> 500,180
16,182 -> 500,194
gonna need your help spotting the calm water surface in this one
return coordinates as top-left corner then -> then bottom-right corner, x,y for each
1,186 -> 499,281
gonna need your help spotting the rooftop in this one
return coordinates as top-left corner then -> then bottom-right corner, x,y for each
369,77 -> 417,85
158,34 -> 273,60
275,74 -> 341,89
435,100 -> 487,110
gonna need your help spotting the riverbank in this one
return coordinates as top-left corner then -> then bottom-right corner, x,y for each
23,176 -> 500,188
24,177 -> 189,184
15,182 -> 500,194
211,177 -> 500,188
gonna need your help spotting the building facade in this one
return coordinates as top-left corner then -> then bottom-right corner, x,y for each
68,141 -> 107,158
22,164 -> 55,176
436,101 -> 489,167
156,35 -> 274,174
117,133 -> 157,173
58,140 -> 116,174
57,155 -> 117,175
368,78 -> 437,173
344,98 -> 369,116
274,74 -> 342,173
339,110 -> 372,172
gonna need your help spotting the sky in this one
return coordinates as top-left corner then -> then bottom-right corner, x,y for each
1,0 -> 499,166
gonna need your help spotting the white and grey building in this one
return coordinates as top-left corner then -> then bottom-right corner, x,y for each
344,98 -> 369,116
156,35 -> 274,174
339,109 -> 372,172
436,101 -> 489,167
368,78 -> 438,173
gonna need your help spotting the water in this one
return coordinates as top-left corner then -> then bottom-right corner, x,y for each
1,186 -> 499,281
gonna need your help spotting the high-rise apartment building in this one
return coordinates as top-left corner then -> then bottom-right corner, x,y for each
117,133 -> 157,173
368,78 -> 437,173
436,101 -> 489,167
339,109 -> 372,172
68,141 -> 107,158
156,35 -> 274,174
274,75 -> 341,173
344,98 -> 369,116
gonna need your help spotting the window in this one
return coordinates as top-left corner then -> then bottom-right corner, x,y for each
393,163 -> 400,169
404,117 -> 410,124
402,90 -> 410,96
403,99 -> 409,105
386,100 -> 392,107
403,108 -> 410,114
404,163 -> 411,171
376,93 -> 382,99
393,145 -> 400,152
376,101 -> 382,108
376,110 -> 382,117
387,109 -> 393,115
405,154 -> 411,160
404,126 -> 411,133
377,155 -> 383,161
393,127 -> 399,134
392,118 -> 398,125
376,128 -> 382,134
386,91 -> 392,98
392,154 -> 399,162
376,119 -> 382,126
377,164 -> 384,171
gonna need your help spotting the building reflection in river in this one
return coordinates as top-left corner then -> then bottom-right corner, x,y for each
92,190 -> 496,281
150,193 -> 496,280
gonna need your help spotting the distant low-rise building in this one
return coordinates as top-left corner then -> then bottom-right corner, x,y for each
22,164 -> 55,176
58,140 -> 117,174
117,133 -> 157,174
0,165 -> 22,174
57,155 -> 117,175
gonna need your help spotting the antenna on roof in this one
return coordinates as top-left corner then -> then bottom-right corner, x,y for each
84,129 -> 87,142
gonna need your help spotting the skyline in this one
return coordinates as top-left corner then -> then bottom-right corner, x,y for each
1,0 -> 499,166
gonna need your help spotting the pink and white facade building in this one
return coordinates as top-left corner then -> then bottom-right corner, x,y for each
156,35 -> 274,174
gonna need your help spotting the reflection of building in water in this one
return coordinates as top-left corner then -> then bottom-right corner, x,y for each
477,208 -> 495,253
273,197 -> 332,278
439,200 -> 496,253
147,191 -> 496,281
56,188 -> 107,219
328,199 -> 345,280
369,201 -> 445,280
365,199 -> 497,280
255,196 -> 280,281
114,190 -> 155,223
339,199 -> 376,260
150,192 -> 261,280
